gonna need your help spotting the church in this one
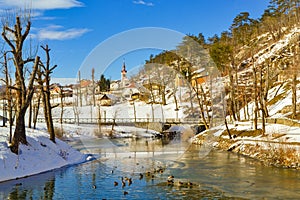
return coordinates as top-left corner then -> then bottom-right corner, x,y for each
121,60 -> 129,87
110,60 -> 129,91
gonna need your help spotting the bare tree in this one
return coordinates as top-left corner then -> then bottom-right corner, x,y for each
92,68 -> 96,106
2,52 -> 15,143
33,93 -> 41,129
252,61 -> 259,130
191,79 -> 210,130
59,85 -> 65,124
291,40 -> 300,119
2,16 -> 40,153
78,70 -> 82,107
38,45 -> 57,143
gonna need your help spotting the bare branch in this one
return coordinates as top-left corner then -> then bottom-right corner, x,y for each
1,31 -> 16,53
23,58 -> 35,64
50,65 -> 57,72
22,20 -> 31,42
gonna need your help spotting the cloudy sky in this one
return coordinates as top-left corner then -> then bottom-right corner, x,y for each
0,0 -> 270,81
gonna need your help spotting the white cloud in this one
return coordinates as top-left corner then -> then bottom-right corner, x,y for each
36,25 -> 91,40
133,0 -> 154,7
0,0 -> 83,10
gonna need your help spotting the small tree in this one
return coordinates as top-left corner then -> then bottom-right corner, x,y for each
92,68 -> 96,106
59,85 -> 65,124
2,52 -> 15,143
37,45 -> 57,143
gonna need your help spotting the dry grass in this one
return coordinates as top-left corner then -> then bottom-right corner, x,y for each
221,129 -> 263,138
93,128 -> 103,138
54,126 -> 65,139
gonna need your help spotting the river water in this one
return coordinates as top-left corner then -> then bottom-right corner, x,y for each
1,135 -> 300,199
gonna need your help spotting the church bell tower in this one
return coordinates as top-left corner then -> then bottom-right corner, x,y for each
121,60 -> 127,87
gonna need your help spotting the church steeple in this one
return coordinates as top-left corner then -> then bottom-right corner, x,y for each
121,59 -> 128,87
121,59 -> 127,74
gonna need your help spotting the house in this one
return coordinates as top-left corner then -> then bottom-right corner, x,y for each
98,94 -> 113,106
110,80 -> 121,91
191,68 -> 209,88
50,83 -> 73,98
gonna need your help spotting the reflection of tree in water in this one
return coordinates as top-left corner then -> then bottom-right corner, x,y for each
8,185 -> 30,199
43,178 -> 55,200
7,177 -> 55,199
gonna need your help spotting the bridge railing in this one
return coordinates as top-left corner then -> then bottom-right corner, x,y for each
37,117 -> 203,125
37,117 -> 163,124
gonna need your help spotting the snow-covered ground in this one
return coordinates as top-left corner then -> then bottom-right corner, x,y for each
0,126 -> 91,183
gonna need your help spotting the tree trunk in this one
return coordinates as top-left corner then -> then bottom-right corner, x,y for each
252,63 -> 258,130
92,68 -> 96,106
28,101 -> 32,128
60,86 -> 64,124
192,83 -> 209,130
78,71 -> 82,107
292,73 -> 297,119
259,67 -> 266,135
33,94 -> 41,129
224,118 -> 232,139
45,90 -> 55,142
11,109 -> 27,154
228,66 -> 237,121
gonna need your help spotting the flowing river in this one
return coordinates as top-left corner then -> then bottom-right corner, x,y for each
1,134 -> 300,199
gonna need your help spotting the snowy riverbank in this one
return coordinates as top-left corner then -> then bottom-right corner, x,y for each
192,121 -> 300,169
0,126 -> 90,183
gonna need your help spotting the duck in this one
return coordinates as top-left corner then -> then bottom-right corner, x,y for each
122,180 -> 126,187
139,173 -> 143,180
187,181 -> 193,186
127,178 -> 132,185
92,185 -> 97,189
114,181 -> 118,186
168,175 -> 174,179
167,179 -> 174,185
177,181 -> 184,186
124,191 -> 128,195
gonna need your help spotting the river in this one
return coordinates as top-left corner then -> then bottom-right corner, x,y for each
1,134 -> 300,199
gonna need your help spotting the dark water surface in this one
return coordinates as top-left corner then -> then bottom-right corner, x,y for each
1,136 -> 300,199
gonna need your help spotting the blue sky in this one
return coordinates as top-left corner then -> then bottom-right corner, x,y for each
0,0 -> 270,82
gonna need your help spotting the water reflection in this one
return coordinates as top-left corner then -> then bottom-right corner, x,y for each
1,137 -> 300,199
0,170 -> 56,200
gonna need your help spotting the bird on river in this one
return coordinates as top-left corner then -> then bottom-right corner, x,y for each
168,175 -> 174,179
127,178 -> 132,185
139,173 -> 143,180
167,179 -> 174,185
122,180 -> 126,187
114,181 -> 118,186
187,181 -> 193,186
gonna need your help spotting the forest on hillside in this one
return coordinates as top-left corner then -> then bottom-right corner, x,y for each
132,0 -> 300,134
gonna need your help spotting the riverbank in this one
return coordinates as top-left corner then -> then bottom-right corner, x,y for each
192,121 -> 300,169
0,122 -> 164,183
0,126 -> 90,183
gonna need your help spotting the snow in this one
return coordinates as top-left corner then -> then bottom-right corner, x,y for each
1,26 -> 300,183
0,127 -> 89,183
256,26 -> 300,65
